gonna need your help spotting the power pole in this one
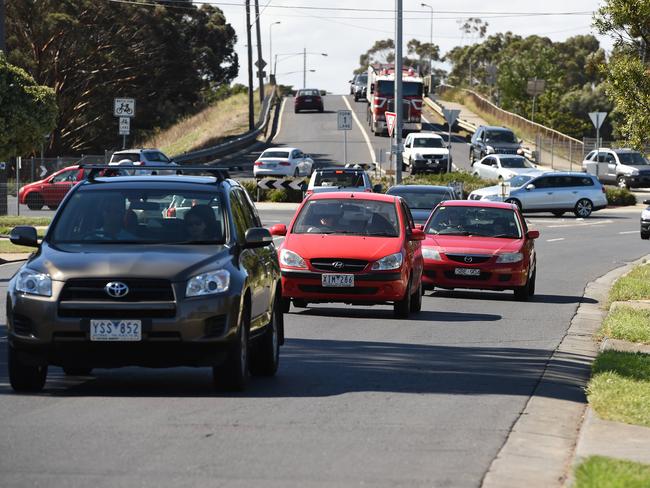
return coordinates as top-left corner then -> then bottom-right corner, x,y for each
303,47 -> 306,89
0,0 -> 6,53
394,0 -> 403,184
245,1 -> 254,130
253,0 -> 264,105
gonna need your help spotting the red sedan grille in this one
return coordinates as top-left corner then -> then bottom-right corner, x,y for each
445,254 -> 491,264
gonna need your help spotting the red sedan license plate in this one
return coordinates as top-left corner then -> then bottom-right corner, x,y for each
454,268 -> 481,276
322,274 -> 354,287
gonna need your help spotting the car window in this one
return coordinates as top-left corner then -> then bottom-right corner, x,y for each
481,158 -> 495,167
233,188 -> 262,228
605,153 -> 616,164
425,206 -> 522,238
508,175 -> 535,187
261,150 -> 291,159
618,152 -> 649,165
585,151 -> 596,161
596,152 -> 610,163
500,157 -> 530,168
143,151 -> 170,163
229,190 -> 251,242
298,89 -> 319,97
400,201 -> 415,229
313,170 -> 365,188
389,189 -> 449,210
51,169 -> 78,183
531,176 -> 553,189
413,138 -> 444,148
292,199 -> 399,237
111,153 -> 139,163
485,130 -> 517,143
569,176 -> 595,187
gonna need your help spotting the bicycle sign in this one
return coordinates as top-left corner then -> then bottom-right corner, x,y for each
114,98 -> 135,117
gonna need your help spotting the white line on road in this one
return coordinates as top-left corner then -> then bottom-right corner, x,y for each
272,98 -> 287,142
547,219 -> 613,228
341,96 -> 377,166
546,238 -> 565,242
619,230 -> 638,235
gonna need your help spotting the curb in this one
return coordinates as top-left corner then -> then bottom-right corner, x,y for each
482,254 -> 650,488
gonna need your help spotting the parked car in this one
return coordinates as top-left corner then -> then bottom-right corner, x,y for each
7,167 -> 283,393
19,165 -> 87,210
469,126 -> 524,163
468,172 -> 607,218
421,200 -> 539,300
306,166 -> 380,196
253,147 -> 314,178
471,154 -> 538,181
294,88 -> 324,113
353,73 -> 368,101
109,148 -> 175,167
386,185 -> 456,225
402,132 -> 451,174
641,199 -> 650,240
581,148 -> 650,189
270,192 -> 425,318
349,75 -> 358,95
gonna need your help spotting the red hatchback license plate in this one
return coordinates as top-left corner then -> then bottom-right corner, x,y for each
454,268 -> 481,276
322,274 -> 354,287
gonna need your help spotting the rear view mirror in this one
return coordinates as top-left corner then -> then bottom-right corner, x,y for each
526,184 -> 536,191
527,230 -> 540,239
410,228 -> 425,241
10,226 -> 39,248
244,227 -> 273,248
269,224 -> 287,236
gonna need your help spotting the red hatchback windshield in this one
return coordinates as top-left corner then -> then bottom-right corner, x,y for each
425,205 -> 522,239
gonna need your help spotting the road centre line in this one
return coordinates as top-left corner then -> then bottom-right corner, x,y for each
619,230 -> 638,235
546,238 -> 565,242
341,96 -> 378,166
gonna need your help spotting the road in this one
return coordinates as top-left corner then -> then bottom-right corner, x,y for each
1,200 -> 649,486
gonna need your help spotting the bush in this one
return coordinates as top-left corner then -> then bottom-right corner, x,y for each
378,172 -> 496,198
606,187 -> 637,206
268,189 -> 303,203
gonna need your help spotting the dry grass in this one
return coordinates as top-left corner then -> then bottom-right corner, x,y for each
141,89 -> 265,157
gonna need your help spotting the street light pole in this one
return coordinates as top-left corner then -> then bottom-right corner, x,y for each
269,21 -> 280,78
245,1 -> 254,130
253,0 -> 264,105
395,0 -> 403,184
421,3 -> 433,76
303,47 -> 306,88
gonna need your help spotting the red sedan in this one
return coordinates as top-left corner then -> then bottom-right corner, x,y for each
19,165 -> 86,210
421,200 -> 539,300
270,192 -> 425,318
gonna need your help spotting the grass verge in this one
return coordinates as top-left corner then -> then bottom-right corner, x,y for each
574,456 -> 650,488
601,306 -> 650,344
587,350 -> 650,427
609,264 -> 650,303
0,240 -> 36,254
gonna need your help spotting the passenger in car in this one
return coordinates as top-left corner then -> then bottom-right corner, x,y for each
184,204 -> 220,241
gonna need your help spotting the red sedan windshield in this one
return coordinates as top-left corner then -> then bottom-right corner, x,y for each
425,206 -> 522,238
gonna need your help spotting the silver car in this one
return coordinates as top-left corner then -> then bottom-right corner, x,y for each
582,148 -> 650,189
469,172 -> 607,218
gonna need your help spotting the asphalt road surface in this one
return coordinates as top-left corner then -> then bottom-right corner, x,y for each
1,201 -> 649,487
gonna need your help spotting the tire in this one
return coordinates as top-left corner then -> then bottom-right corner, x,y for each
294,168 -> 300,177
25,193 -> 44,211
318,107 -> 324,113
513,274 -> 532,301
213,303 -> 250,392
280,297 -> 291,313
47,204 -> 59,210
250,294 -> 280,377
63,367 -> 92,376
528,269 -> 536,297
8,345 -> 47,393
617,176 -> 629,190
293,299 -> 308,308
574,198 -> 593,218
393,278 -> 411,319
505,198 -> 522,211
410,279 -> 422,313
354,94 -> 359,102
641,231 -> 650,240
552,211 -> 565,217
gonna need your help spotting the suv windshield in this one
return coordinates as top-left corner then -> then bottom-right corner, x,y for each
356,74 -> 368,84
507,174 -> 535,187
413,138 -> 444,148
51,188 -> 226,244
313,170 -> 365,188
377,80 -> 423,97
293,199 -> 399,236
618,152 -> 649,165
425,206 -> 522,238
485,130 -> 517,144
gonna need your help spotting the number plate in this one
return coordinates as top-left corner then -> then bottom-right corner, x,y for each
322,274 -> 354,287
90,320 -> 142,341
304,98 -> 312,102
454,268 -> 481,276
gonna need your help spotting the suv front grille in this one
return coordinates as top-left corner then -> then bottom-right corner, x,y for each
310,258 -> 368,273
60,278 -> 174,302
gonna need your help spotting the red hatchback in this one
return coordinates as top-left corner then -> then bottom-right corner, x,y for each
19,165 -> 86,210
421,200 -> 539,300
270,192 -> 425,318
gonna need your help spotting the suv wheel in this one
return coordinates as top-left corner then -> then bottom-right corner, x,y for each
642,230 -> 650,240
63,367 -> 92,376
25,193 -> 44,211
617,176 -> 630,190
250,294 -> 280,377
393,277 -> 412,319
9,345 -> 47,393
505,198 -> 522,211
213,303 -> 250,392
574,198 -> 593,218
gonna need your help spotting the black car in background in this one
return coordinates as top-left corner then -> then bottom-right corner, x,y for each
469,125 -> 524,163
386,185 -> 456,225
7,167 -> 283,393
295,88 -> 324,113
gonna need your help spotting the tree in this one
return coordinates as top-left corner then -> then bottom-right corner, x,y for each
406,39 -> 440,75
0,53 -> 57,161
355,39 -> 395,74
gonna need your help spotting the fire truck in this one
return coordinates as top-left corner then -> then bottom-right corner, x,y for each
366,64 -> 424,136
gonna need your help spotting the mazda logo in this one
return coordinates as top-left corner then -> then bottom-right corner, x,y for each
332,261 -> 344,269
105,281 -> 129,298
464,256 -> 473,263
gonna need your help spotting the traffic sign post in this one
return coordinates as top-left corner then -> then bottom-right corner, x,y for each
385,111 -> 396,138
114,98 -> 135,149
337,110 -> 352,164
589,112 -> 608,150
119,117 -> 130,149
442,109 -> 460,173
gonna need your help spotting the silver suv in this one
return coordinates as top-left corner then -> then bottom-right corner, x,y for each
305,166 -> 381,197
582,148 -> 650,189
109,148 -> 176,168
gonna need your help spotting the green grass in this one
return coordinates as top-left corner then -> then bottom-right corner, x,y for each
587,351 -> 650,427
601,306 -> 650,344
574,456 -> 650,488
609,264 -> 650,303
0,216 -> 52,227
0,240 -> 36,254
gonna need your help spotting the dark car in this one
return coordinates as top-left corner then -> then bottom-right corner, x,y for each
294,88 -> 324,113
353,73 -> 368,101
386,185 -> 456,225
7,167 -> 283,393
641,199 -> 650,240
469,126 -> 524,163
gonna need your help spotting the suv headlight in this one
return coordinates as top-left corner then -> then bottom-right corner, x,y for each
642,208 -> 650,220
371,252 -> 403,270
186,270 -> 230,297
280,249 -> 307,269
628,169 -> 639,176
496,252 -> 523,263
422,247 -> 441,261
15,269 -> 52,297
414,153 -> 424,160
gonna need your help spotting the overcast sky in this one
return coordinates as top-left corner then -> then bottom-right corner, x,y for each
212,0 -> 612,94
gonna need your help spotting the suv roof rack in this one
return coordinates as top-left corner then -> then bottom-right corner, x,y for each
79,165 -> 230,182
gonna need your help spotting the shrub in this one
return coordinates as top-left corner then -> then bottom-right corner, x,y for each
378,172 -> 496,198
605,187 -> 637,206
268,189 -> 303,203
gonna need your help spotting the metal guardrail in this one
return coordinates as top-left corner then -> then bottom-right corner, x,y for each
173,87 -> 278,164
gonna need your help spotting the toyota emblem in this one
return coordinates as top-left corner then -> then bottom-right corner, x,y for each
105,281 -> 129,298
464,256 -> 473,263
332,261 -> 344,269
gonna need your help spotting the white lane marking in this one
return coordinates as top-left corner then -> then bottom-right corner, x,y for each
619,230 -> 638,235
547,219 -> 613,228
546,238 -> 565,242
341,96 -> 377,166
272,98 -> 287,142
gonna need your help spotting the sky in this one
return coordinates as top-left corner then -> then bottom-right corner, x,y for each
208,0 -> 614,94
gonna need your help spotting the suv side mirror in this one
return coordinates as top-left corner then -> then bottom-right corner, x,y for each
10,226 -> 39,248
526,184 -> 536,191
372,184 -> 383,193
243,227 -> 273,248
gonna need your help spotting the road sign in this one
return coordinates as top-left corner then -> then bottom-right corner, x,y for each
257,177 -> 307,191
442,109 -> 460,127
255,59 -> 267,69
257,70 -> 267,79
114,98 -> 135,117
526,79 -> 546,96
589,112 -> 608,130
385,111 -> 397,137
119,117 -> 130,135
337,110 -> 352,131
